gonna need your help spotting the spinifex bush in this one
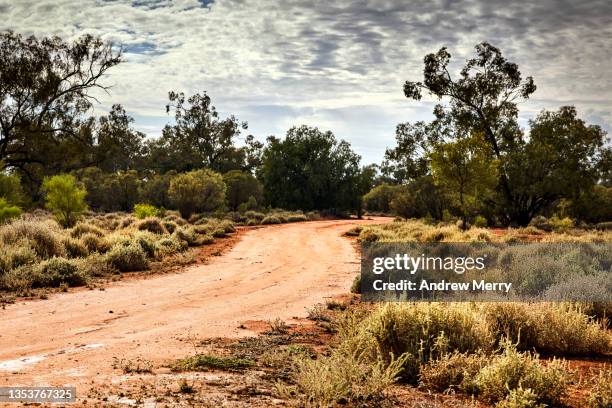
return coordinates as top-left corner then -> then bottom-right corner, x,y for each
70,222 -> 104,238
30,257 -> 87,288
136,217 -> 167,234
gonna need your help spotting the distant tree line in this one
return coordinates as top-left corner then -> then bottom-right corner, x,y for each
0,32 -> 373,219
0,33 -> 610,226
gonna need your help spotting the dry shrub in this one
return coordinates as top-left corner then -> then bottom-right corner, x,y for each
261,215 -> 281,225
80,232 -> 111,253
287,214 -> 307,222
62,237 -> 89,258
0,219 -> 66,259
30,257 -> 87,288
75,253 -> 118,277
106,243 -> 149,272
474,341 -> 569,405
0,242 -> 38,275
135,217 -> 166,234
419,352 -> 488,393
365,303 -> 492,382
70,222 -> 104,238
588,368 -> 612,408
162,220 -> 178,233
245,211 -> 265,221
119,216 -> 136,229
481,303 -> 611,356
155,236 -> 188,257
291,349 -> 408,406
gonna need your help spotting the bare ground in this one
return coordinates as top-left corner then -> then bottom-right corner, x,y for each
0,217 -> 388,404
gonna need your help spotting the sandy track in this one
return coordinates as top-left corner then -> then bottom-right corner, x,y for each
0,218 -> 387,392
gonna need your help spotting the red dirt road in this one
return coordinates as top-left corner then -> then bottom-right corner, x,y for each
0,218 -> 387,394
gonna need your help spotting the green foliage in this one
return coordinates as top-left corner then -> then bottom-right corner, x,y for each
223,170 -> 263,211
474,215 -> 488,227
260,125 -> 365,213
390,176 -> 448,220
133,203 -> 160,219
362,183 -> 399,213
168,169 -> 226,218
0,172 -> 27,207
0,197 -> 21,224
42,174 -> 88,227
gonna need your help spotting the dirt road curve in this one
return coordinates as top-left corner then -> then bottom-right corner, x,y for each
0,218 -> 387,391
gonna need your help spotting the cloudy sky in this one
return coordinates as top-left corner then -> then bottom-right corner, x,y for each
1,0 -> 610,164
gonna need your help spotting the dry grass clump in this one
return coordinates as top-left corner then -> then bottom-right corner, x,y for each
62,237 -> 89,258
70,222 -> 104,238
289,348 -> 408,406
74,253 -> 118,277
261,215 -> 281,225
135,217 -> 167,234
419,352 -> 488,393
588,368 -> 612,408
0,241 -> 38,276
474,342 -> 570,405
0,218 -> 66,259
79,232 -> 111,253
480,302 -> 611,356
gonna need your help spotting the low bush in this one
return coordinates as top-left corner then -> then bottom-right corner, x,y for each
291,348 -> 408,406
419,352 -> 488,393
0,219 -> 66,259
287,214 -> 307,222
136,217 -> 166,234
174,354 -> 254,371
80,232 -> 111,253
31,257 -> 87,288
106,243 -> 149,272
481,303 -> 611,356
245,211 -> 265,221
473,215 -> 488,228
163,213 -> 188,226
496,387 -> 546,408
474,342 -> 569,405
162,220 -> 178,233
0,242 -> 37,275
62,237 -> 89,258
261,215 -> 281,225
132,232 -> 157,258
119,216 -> 135,229
133,203 -> 159,219
155,236 -> 188,257
70,222 -> 104,238
75,253 -> 118,277
173,227 -> 199,246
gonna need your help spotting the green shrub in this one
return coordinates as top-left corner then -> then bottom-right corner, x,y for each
474,342 -> 569,405
168,169 -> 226,218
62,237 -> 89,258
79,232 -> 111,253
245,211 -> 265,221
0,219 -> 66,259
136,217 -> 166,234
350,274 -> 361,294
32,257 -> 87,287
528,215 -> 553,232
133,203 -> 159,219
261,215 -> 281,225
549,215 -> 574,232
132,233 -> 157,258
42,174 -> 88,227
106,243 -> 149,272
70,222 -> 104,238
0,198 -> 22,224
246,219 -> 259,226
174,354 -> 254,372
473,215 -> 488,228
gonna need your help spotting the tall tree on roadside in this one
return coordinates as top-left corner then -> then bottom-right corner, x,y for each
400,43 -> 609,225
